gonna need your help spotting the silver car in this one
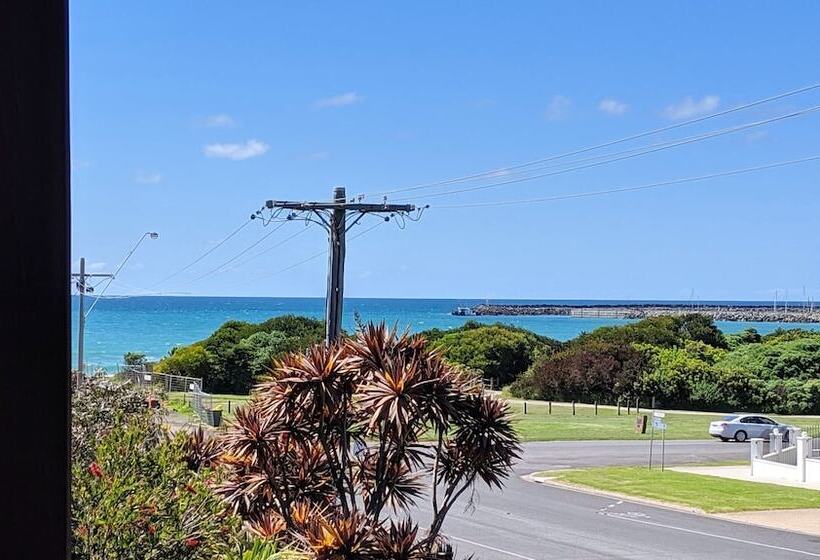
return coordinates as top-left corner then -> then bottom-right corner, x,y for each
708,414 -> 792,443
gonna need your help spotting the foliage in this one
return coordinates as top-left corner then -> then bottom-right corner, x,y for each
72,417 -> 243,560
123,351 -> 148,366
71,377 -> 156,464
509,341 -> 647,404
213,323 -> 520,559
575,314 -> 726,349
426,321 -> 560,386
715,332 -> 820,381
157,315 -> 325,394
509,314 -> 820,414
156,343 -> 212,380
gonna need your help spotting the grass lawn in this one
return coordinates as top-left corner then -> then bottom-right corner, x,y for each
167,392 -> 251,422
165,392 -> 818,442
506,399 -> 818,442
538,466 -> 820,512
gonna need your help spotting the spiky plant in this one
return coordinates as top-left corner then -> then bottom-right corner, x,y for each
212,323 -> 520,559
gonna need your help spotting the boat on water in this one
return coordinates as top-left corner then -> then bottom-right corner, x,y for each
452,306 -> 476,316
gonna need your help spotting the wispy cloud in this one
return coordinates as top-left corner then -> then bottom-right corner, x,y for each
663,95 -> 719,120
598,98 -> 629,116
544,95 -> 571,121
203,114 -> 236,127
314,92 -> 363,109
203,139 -> 269,160
135,171 -> 163,184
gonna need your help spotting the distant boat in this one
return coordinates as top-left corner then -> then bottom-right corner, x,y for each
452,306 -> 475,316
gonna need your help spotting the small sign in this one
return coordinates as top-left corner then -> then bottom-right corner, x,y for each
635,415 -> 647,434
653,411 -> 666,418
143,374 -> 152,381
653,418 -> 667,431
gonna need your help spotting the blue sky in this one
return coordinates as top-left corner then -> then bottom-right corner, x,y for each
70,1 -> 820,301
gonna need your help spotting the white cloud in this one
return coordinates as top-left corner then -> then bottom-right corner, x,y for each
203,139 -> 269,160
135,171 -> 163,184
598,98 -> 629,116
203,114 -> 236,127
314,92 -> 363,109
88,262 -> 107,271
544,95 -> 571,121
663,95 -> 720,120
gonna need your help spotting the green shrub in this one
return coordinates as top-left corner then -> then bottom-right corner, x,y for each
156,344 -> 212,380
72,378 -> 155,465
72,418 -> 242,559
159,315 -> 325,394
430,322 -> 559,386
508,341 -> 647,404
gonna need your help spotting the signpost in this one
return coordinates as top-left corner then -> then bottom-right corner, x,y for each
649,410 -> 667,470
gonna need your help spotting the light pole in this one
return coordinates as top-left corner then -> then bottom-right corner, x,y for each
73,231 -> 158,373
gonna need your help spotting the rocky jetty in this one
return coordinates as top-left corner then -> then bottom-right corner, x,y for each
467,303 -> 820,323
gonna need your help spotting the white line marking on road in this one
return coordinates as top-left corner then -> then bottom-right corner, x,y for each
606,514 -> 820,557
449,535 -> 537,560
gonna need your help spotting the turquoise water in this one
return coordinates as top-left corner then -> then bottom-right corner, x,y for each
71,296 -> 820,370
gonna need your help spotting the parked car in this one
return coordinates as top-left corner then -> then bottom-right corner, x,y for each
708,414 -> 794,443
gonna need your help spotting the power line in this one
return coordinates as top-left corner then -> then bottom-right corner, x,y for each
363,81 -> 820,198
208,225 -> 310,275
433,154 -> 820,209
244,218 -> 386,284
153,218 -> 253,287
182,221 -> 288,285
395,103 -> 820,202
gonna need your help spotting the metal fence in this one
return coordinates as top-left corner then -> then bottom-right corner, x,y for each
119,368 -> 203,394
806,425 -> 820,458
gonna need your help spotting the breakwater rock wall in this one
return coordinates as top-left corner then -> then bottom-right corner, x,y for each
469,304 -> 820,323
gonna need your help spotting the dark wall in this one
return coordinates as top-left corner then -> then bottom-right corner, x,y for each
0,1 -> 70,558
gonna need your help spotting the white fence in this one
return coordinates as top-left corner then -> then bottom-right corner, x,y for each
751,429 -> 820,484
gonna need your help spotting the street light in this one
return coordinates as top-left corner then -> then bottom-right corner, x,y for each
77,231 -> 159,374
83,231 -> 159,317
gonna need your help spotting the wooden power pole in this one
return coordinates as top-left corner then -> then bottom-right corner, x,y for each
266,187 -> 416,342
71,257 -> 113,373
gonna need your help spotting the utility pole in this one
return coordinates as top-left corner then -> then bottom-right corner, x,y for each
71,257 -> 113,373
71,232 -> 158,373
265,186 -> 418,343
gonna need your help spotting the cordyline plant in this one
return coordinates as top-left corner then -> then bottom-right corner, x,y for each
209,323 -> 521,559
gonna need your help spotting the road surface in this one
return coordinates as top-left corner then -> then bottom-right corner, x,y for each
422,440 -> 820,559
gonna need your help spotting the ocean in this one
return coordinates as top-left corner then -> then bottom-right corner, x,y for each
71,296 -> 820,370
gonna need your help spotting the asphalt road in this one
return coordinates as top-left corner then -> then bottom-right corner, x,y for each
420,440 -> 820,559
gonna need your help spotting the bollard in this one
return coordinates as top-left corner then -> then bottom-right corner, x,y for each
548,401 -> 552,415
523,401 -> 528,415
572,401 -> 576,415
594,401 -> 598,415
228,400 -> 231,414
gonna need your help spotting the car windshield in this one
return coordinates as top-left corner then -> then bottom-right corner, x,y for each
722,415 -> 739,421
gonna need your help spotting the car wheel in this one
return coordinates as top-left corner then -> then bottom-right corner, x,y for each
734,430 -> 748,443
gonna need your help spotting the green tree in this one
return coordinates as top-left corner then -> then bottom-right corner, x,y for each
122,351 -> 147,367
433,323 -> 558,386
156,345 -> 212,381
